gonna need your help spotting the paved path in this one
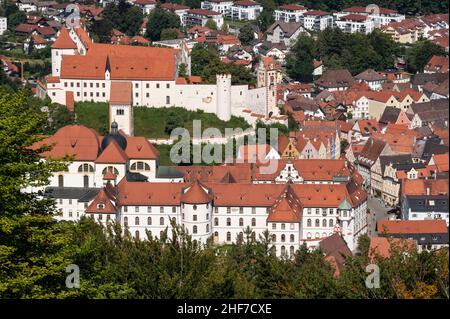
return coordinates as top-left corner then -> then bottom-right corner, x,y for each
366,195 -> 392,237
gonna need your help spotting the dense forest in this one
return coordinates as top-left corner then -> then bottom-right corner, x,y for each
0,87 -> 448,298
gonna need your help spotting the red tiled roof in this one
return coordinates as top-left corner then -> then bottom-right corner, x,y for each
95,139 -> 128,164
15,23 -> 37,33
161,3 -> 190,11
65,91 -> 74,112
424,55 -> 449,73
60,44 -> 177,80
369,237 -> 416,260
51,26 -> 77,49
267,185 -> 302,222
402,179 -> 449,196
279,4 -> 305,11
340,14 -> 368,22
103,172 -> 117,180
125,136 -> 159,159
377,219 -> 448,234
31,34 -> 48,45
304,10 -> 331,16
343,6 -> 398,15
180,180 -> 213,204
234,0 -> 259,6
32,125 -> 101,161
85,188 -> 117,214
109,82 -> 132,105
45,75 -> 60,83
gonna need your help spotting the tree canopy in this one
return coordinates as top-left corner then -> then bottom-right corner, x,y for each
145,6 -> 181,41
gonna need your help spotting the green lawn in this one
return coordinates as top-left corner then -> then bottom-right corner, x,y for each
74,103 -> 251,139
75,102 -> 110,135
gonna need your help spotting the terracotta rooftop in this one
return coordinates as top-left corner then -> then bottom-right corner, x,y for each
110,81 -> 132,105
51,26 -> 77,49
180,180 -> 213,204
369,237 -> 416,260
402,179 -> 449,196
377,219 -> 448,235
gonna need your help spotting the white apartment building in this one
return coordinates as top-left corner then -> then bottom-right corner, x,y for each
230,0 -> 262,21
16,0 -> 37,12
183,8 -> 224,29
335,14 -> 374,34
130,0 -> 156,15
0,17 -> 7,36
335,6 -> 405,28
201,0 -> 234,16
161,3 -> 191,23
303,10 -> 334,32
274,4 -> 307,23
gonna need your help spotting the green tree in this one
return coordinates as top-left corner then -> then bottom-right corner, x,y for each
8,10 -> 27,29
90,18 -> 113,43
238,24 -> 255,46
406,40 -> 446,73
160,28 -> 179,40
0,88 -> 76,298
205,19 -> 217,30
146,6 -> 181,41
190,43 -> 220,76
286,34 -> 316,82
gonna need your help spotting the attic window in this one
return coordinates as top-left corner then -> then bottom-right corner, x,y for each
97,203 -> 105,209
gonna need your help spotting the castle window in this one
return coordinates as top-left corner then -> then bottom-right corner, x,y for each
102,93 -> 105,97
90,83 -> 93,88
78,164 -> 94,173
135,230 -> 139,240
329,219 -> 334,227
281,234 -> 286,242
166,83 -> 170,89
227,232 -> 231,241
135,206 -> 139,212
315,219 -> 320,227
124,217 -> 128,226
239,207 -> 243,214
193,215 -> 197,221
193,225 -> 197,234
239,218 -> 243,226
156,83 -> 160,88
281,223 -> 285,230
206,224 -> 209,232
160,217 -> 164,225
96,92 -> 99,97
227,207 -> 231,214
96,83 -> 99,88
290,246 -> 294,256
70,82 -> 74,87
166,96 -> 170,104
135,93 -> 138,98
146,83 -> 149,88
83,175 -> 89,188
290,234 -> 295,242
102,83 -> 105,88
252,207 -> 256,214
58,175 -> 64,187
147,217 -> 152,225
76,83 -> 80,87
130,161 -> 150,171
102,166 -> 119,175
172,207 -> 176,213
90,92 -> 93,97
160,207 -> 164,214
307,219 -> 311,227
146,93 -> 149,98
135,217 -> 140,225
83,83 -> 87,88
272,234 -> 276,242
214,218 -> 218,226
147,206 -> 152,213
135,83 -> 138,88
322,219 -> 327,227
251,218 -> 256,227
226,218 -> 231,226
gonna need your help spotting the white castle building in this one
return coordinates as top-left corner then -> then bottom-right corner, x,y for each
30,122 -> 369,255
43,25 -> 284,131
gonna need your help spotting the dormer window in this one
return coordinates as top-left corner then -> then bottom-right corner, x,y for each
97,203 -> 105,209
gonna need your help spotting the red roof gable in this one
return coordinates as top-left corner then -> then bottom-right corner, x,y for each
51,26 -> 77,49
95,139 -> 128,164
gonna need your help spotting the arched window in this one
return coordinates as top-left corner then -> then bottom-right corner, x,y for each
329,219 -> 334,227
272,234 -> 276,242
58,175 -> 64,187
290,234 -> 294,242
226,218 -> 231,226
315,219 -> 320,227
281,246 -> 286,255
206,224 -> 209,232
135,230 -> 140,240
281,234 -> 286,242
315,232 -> 320,238
193,225 -> 197,234
135,217 -> 139,225
102,166 -> 119,175
226,232 -> 231,241
251,218 -> 256,227
160,217 -> 164,225
322,219 -> 327,227
307,232 -> 311,239
214,231 -> 218,239
147,217 -> 152,225
78,164 -> 94,173
130,161 -> 150,171
239,218 -> 243,226
83,175 -> 89,188
307,219 -> 312,227
214,217 -> 218,226
124,217 -> 128,226
290,246 -> 294,256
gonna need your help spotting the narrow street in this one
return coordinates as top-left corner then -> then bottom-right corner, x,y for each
366,194 -> 392,237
